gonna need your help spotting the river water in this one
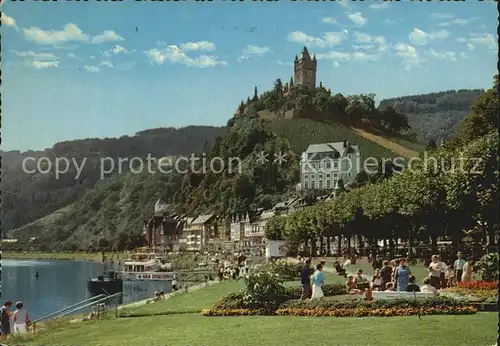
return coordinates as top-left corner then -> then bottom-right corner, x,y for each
1,260 -> 172,320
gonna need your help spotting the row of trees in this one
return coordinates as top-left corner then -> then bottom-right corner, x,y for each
265,79 -> 499,256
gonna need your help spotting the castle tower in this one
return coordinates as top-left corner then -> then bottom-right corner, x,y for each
294,47 -> 317,88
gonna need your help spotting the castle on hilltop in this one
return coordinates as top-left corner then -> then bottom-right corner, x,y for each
235,46 -> 329,118
294,46 -> 317,89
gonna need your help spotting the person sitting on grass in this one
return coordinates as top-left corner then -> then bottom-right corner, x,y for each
354,269 -> 370,290
385,282 -> 395,291
334,261 -> 347,277
345,276 -> 362,294
405,275 -> 421,292
371,268 -> 383,291
421,277 -> 439,296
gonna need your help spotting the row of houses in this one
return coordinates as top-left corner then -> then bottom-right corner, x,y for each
143,141 -> 362,254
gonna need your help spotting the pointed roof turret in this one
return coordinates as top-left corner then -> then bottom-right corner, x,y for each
301,46 -> 311,60
312,54 -> 317,61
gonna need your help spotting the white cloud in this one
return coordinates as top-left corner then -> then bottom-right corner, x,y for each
369,2 -> 390,9
409,28 -> 450,46
100,60 -> 113,68
90,30 -> 124,44
180,41 -> 216,52
393,43 -> 422,70
321,17 -> 337,24
457,33 -> 497,51
144,45 -> 227,68
119,62 -> 136,71
460,52 -> 468,59
276,60 -> 293,66
239,45 -> 271,61
347,12 -> 367,27
102,45 -> 129,57
244,45 -> 271,55
84,65 -> 100,72
23,23 -> 89,45
12,50 -> 57,60
316,50 -> 377,62
67,52 -> 84,62
383,19 -> 397,25
287,30 -> 348,48
425,48 -> 457,62
353,32 -> 387,51
28,60 -> 60,69
431,13 -> 455,19
2,13 -> 18,29
337,0 -> 349,7
439,18 -> 475,27
467,43 -> 475,51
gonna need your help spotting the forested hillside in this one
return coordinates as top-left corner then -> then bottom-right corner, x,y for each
1,126 -> 227,232
379,89 -> 484,142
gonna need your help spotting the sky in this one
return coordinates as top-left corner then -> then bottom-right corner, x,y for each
1,0 -> 498,152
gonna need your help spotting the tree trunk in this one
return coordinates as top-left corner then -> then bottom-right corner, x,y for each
326,237 -> 331,256
337,236 -> 342,256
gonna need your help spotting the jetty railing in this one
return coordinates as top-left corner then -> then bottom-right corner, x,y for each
30,292 -> 122,334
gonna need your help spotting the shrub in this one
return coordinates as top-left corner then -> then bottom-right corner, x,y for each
283,284 -> 346,300
444,287 -> 498,303
212,292 -> 247,310
266,261 -> 304,280
241,270 -> 287,313
473,253 -> 499,281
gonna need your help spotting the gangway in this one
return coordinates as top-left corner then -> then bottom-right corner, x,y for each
30,292 -> 122,334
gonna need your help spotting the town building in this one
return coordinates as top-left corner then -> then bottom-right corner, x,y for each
181,214 -> 216,252
299,141 -> 361,192
143,199 -> 183,252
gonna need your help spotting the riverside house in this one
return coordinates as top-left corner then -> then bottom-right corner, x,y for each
143,199 -> 183,252
181,214 -> 216,252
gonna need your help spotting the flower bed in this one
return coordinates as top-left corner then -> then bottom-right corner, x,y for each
274,306 -> 477,317
456,281 -> 498,290
442,281 -> 498,303
201,306 -> 477,317
280,296 -> 469,310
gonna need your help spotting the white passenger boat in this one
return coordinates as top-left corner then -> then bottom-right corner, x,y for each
120,252 -> 174,281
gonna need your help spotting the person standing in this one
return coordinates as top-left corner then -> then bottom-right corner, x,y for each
461,257 -> 474,282
437,255 -> 447,289
12,302 -> 30,335
454,252 -> 466,283
379,260 -> 393,290
300,259 -> 312,300
0,301 -> 12,339
310,263 -> 325,299
394,258 -> 411,292
428,255 -> 443,289
372,255 -> 382,271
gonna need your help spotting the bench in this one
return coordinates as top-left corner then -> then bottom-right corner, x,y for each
372,291 -> 436,300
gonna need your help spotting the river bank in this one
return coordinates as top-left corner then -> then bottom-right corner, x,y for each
2,251 -> 128,262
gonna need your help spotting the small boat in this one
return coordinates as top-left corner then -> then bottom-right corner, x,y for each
87,270 -> 123,301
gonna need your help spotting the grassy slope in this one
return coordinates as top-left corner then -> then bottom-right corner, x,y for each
350,128 -> 421,158
268,119 -> 408,159
18,270 -> 497,346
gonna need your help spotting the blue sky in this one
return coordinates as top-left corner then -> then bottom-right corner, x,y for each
1,0 -> 498,151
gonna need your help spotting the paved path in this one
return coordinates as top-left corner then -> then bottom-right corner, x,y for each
351,127 -> 420,158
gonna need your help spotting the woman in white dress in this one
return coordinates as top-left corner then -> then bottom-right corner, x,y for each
310,263 -> 325,299
461,257 -> 474,282
12,302 -> 30,335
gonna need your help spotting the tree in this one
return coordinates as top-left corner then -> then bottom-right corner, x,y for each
426,139 -> 437,150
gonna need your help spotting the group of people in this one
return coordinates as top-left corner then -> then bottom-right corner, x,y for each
300,259 -> 327,300
0,301 -> 30,338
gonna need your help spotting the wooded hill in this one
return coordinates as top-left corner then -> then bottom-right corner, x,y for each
379,89 -> 484,142
5,80 -> 490,250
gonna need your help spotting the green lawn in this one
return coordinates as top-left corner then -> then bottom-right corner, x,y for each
121,272 -> 345,317
19,312 -> 498,346
12,270 -> 497,346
